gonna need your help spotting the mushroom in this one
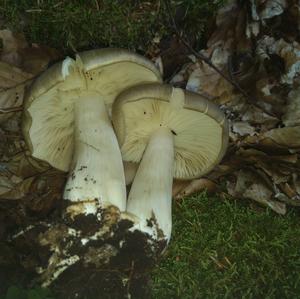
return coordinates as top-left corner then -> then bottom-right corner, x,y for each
112,83 -> 229,243
22,49 -> 162,215
123,161 -> 139,185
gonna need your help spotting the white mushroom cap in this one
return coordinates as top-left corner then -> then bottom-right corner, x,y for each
112,83 -> 228,179
22,49 -> 162,171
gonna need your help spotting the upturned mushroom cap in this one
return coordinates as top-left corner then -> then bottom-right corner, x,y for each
112,83 -> 228,179
22,49 -> 162,171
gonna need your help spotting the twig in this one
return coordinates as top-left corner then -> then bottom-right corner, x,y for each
94,0 -> 100,11
25,9 -> 43,13
163,0 -> 252,102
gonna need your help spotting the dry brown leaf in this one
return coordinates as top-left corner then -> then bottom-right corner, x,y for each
175,178 -> 217,199
263,127 -> 300,148
172,180 -> 190,198
247,0 -> 287,38
2,177 -> 35,200
171,0 -> 300,212
19,44 -> 62,75
241,105 -> 279,129
0,61 -> 33,88
0,29 -> 61,75
257,36 -> 300,85
0,29 -> 28,67
231,121 -> 256,136
252,0 -> 287,20
279,182 -> 297,198
207,1 -> 239,48
0,62 -> 32,124
170,62 -> 193,87
227,169 -> 286,214
186,48 -> 233,103
237,149 -> 294,184
282,87 -> 300,127
274,188 -> 300,207
0,176 -> 14,195
0,29 -> 61,123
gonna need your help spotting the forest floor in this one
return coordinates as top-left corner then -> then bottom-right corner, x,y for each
1,1 -> 300,298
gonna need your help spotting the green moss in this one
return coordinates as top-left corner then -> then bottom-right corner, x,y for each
2,1 -> 300,298
4,195 -> 299,299
151,194 -> 300,299
1,0 -> 224,54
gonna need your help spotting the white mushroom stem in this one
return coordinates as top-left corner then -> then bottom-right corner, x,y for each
127,127 -> 174,241
63,94 -> 126,213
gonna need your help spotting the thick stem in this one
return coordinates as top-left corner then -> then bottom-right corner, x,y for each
127,127 -> 174,241
63,93 -> 126,212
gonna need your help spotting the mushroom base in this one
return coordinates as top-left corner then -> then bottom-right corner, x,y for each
2,200 -> 167,299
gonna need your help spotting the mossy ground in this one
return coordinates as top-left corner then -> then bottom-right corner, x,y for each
1,0 -> 223,54
1,1 -> 300,298
151,194 -> 300,299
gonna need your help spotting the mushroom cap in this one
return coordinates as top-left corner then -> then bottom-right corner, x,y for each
112,83 -> 228,179
22,49 -> 162,171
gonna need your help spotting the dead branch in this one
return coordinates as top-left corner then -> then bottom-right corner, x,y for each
163,0 -> 253,102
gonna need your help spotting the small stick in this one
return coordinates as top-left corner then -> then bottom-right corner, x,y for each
163,0 -> 252,102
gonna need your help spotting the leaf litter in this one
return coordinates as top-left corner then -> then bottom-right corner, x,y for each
170,0 -> 300,214
0,1 -> 300,236
1,2 -> 299,297
0,29 -> 65,240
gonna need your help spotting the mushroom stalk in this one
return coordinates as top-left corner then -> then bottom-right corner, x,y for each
64,94 -> 126,212
127,127 -> 174,241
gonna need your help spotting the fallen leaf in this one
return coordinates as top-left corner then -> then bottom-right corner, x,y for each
227,169 -> 286,214
172,180 -> 190,198
0,29 -> 61,75
282,87 -> 300,127
0,61 -> 32,123
257,36 -> 300,85
232,121 -> 256,136
186,47 -> 233,104
237,148 -> 294,184
175,178 -> 216,199
2,177 -> 35,200
253,0 -> 287,20
0,29 -> 28,67
241,105 -> 279,130
263,127 -> 300,148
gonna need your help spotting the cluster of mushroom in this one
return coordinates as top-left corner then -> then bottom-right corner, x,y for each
22,49 -> 228,286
